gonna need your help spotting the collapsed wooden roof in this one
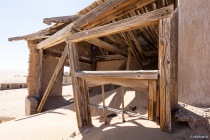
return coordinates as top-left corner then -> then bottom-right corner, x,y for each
9,0 -> 177,65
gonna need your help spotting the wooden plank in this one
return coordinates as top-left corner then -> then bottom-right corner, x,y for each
121,32 -> 141,63
67,5 -> 174,42
67,42 -> 82,127
37,0 -> 140,49
75,70 -> 159,80
37,46 -> 68,113
101,85 -> 107,124
67,42 -> 92,128
37,23 -> 75,49
121,86 -> 125,123
74,0 -> 140,29
148,80 -> 157,121
71,27 -> 127,56
9,23 -> 65,41
96,55 -> 126,62
43,15 -> 80,25
159,18 -> 172,133
128,31 -> 145,60
80,79 -> 92,126
86,0 -> 156,29
86,39 -> 127,56
86,78 -> 149,92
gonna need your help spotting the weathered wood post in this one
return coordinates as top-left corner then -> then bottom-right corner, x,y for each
159,17 -> 172,133
67,41 -> 92,128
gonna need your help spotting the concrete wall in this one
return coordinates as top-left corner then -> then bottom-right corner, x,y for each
40,55 -> 63,96
178,0 -> 210,106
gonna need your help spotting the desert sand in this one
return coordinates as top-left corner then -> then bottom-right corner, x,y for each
0,85 -> 209,140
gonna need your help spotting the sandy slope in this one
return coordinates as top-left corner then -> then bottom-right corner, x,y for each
0,86 -> 209,140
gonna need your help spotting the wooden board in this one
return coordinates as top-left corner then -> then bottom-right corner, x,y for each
68,5 -> 173,42
75,70 -> 159,80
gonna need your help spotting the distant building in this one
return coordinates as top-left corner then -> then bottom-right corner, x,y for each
63,72 -> 71,85
0,77 -> 27,90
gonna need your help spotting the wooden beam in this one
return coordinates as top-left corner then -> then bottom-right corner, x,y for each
36,0 -> 140,49
43,15 -> 80,25
101,85 -> 107,124
67,5 -> 173,42
67,42 -> 92,128
96,55 -> 126,61
75,70 -> 159,80
74,0 -> 140,29
71,27 -> 127,56
80,79 -> 92,126
9,23 -> 65,41
159,18 -> 172,133
86,39 -> 127,56
37,23 -> 75,49
148,80 -> 157,121
86,0 -> 156,29
128,31 -> 145,60
121,32 -> 142,64
121,86 -> 125,123
67,42 -> 82,127
37,46 -> 68,113
86,78 -> 149,92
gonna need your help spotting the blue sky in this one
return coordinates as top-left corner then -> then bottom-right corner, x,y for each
0,0 -> 96,72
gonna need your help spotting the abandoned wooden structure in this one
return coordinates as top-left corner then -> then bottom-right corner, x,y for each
9,0 -> 178,133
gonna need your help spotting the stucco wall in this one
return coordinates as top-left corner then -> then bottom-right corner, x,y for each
178,0 -> 210,106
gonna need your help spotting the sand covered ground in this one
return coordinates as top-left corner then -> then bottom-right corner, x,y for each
0,86 -> 209,140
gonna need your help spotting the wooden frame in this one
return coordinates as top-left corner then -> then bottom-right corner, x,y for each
35,5 -> 176,133
75,68 -> 158,123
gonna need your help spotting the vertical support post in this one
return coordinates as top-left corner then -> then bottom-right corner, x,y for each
121,86 -> 125,123
101,85 -> 107,124
80,79 -> 92,125
67,41 -> 92,128
156,81 -> 160,125
148,80 -> 157,121
159,18 -> 172,133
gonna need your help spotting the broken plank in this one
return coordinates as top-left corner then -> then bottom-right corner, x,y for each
43,15 -> 80,25
67,5 -> 173,42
